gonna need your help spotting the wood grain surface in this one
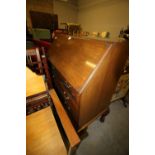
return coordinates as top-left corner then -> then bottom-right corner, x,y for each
79,41 -> 129,127
26,107 -> 67,155
26,67 -> 46,97
48,33 -> 111,92
49,89 -> 80,148
48,34 -> 129,130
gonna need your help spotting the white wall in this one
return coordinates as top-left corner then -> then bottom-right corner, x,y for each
53,0 -> 78,29
77,0 -> 129,38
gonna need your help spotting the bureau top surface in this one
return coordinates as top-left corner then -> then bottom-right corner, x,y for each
48,34 -> 114,92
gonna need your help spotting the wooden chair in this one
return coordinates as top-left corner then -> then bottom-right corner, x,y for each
26,86 -> 80,154
26,47 -> 43,74
26,67 -> 80,155
26,66 -> 49,115
26,47 -> 52,89
27,90 -> 80,155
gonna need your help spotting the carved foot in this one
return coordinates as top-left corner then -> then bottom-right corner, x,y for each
78,127 -> 88,140
122,96 -> 129,108
100,107 -> 110,122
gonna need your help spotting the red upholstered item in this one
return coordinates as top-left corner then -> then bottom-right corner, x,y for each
33,39 -> 51,49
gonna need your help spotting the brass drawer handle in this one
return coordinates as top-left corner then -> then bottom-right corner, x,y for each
63,91 -> 70,100
67,106 -> 71,110
64,94 -> 70,100
63,81 -> 71,89
65,96 -> 70,100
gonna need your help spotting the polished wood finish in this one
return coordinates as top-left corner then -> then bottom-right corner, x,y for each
48,34 -> 109,92
48,34 -> 129,130
26,67 -> 46,97
30,11 -> 58,31
26,107 -> 67,155
26,92 -> 49,115
49,89 -> 80,148
79,41 -> 128,127
27,65 -> 79,154
26,67 -> 49,115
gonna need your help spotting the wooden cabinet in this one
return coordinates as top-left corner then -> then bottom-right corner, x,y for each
48,34 -> 129,131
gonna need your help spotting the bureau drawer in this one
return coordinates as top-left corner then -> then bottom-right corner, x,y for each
53,78 -> 79,124
50,65 -> 78,98
64,98 -> 79,120
54,78 -> 79,110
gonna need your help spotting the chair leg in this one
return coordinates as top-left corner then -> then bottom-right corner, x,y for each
42,55 -> 53,89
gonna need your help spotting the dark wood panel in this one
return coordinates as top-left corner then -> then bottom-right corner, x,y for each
52,76 -> 79,127
30,11 -> 58,31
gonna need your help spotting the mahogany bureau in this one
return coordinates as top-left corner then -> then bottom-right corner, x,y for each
47,34 -> 129,131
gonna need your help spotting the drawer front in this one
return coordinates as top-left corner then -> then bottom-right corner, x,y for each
51,65 -> 78,99
50,68 -> 79,126
54,78 -> 79,117
49,64 -> 80,126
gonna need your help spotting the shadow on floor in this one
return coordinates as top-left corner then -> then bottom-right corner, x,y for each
76,100 -> 129,155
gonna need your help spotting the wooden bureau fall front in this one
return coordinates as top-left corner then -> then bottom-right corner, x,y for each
48,34 -> 129,131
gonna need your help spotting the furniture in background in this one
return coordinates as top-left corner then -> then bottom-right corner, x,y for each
31,28 -> 52,41
111,59 -> 129,106
26,21 -> 52,49
61,23 -> 81,35
26,21 -> 33,41
119,26 -> 129,40
26,11 -> 57,56
26,67 -> 80,155
28,11 -> 58,41
90,31 -> 110,38
111,27 -> 129,105
30,11 -> 58,31
26,47 -> 52,89
47,33 -> 129,132
26,48 -> 43,74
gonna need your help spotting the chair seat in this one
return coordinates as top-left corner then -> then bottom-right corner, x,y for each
26,67 -> 46,97
26,107 -> 67,155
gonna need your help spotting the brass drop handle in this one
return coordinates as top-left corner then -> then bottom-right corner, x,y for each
63,91 -> 70,100
63,81 -> 71,89
65,96 -> 70,100
67,106 -> 71,111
